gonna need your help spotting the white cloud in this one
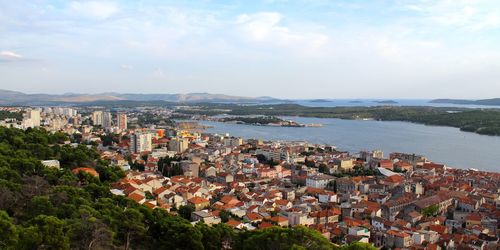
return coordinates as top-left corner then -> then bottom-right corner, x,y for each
68,1 -> 119,20
0,51 -> 25,62
120,64 -> 133,70
0,51 -> 23,59
235,12 -> 328,55
402,0 -> 500,31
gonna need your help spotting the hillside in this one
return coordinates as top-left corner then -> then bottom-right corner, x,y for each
0,89 -> 277,105
0,126 -> 364,250
430,98 -> 500,106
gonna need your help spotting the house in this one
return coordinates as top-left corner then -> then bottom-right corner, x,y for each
288,212 -> 315,226
244,212 -> 263,223
306,174 -> 335,189
336,177 -> 358,193
348,226 -> 370,239
465,213 -> 482,228
269,216 -> 289,227
187,197 -> 210,211
309,208 -> 340,224
216,172 -> 234,184
128,193 -> 146,204
385,230 -> 413,249
191,210 -> 221,225
274,199 -> 292,210
411,194 -> 453,215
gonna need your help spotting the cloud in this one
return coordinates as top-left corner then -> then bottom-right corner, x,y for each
235,12 -> 328,55
68,1 -> 119,20
0,51 -> 22,59
120,64 -> 133,70
402,0 -> 500,31
0,51 -> 24,62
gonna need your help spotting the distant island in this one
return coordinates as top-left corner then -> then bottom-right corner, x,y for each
215,116 -> 323,127
309,99 -> 333,103
348,100 -> 364,103
374,100 -> 398,104
430,98 -> 500,106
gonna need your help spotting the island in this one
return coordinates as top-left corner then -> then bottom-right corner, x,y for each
309,99 -> 333,103
430,98 -> 500,106
374,100 -> 398,104
216,116 -> 323,127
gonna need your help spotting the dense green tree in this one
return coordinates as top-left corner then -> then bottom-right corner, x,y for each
178,204 -> 195,220
149,210 -> 204,250
236,226 -> 335,250
119,208 -> 147,250
196,223 -> 235,250
422,205 -> 439,217
19,215 -> 69,250
0,210 -> 18,249
341,242 -> 377,250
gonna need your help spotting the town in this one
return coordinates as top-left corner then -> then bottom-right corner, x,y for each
1,105 -> 499,250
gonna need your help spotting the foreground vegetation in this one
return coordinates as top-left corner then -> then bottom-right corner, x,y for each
177,104 -> 500,136
0,126 -> 376,250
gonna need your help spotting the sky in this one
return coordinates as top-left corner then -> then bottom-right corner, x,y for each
1,0 -> 500,99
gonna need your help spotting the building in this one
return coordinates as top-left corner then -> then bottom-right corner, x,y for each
168,138 -> 189,153
92,111 -> 103,126
130,132 -> 152,153
23,109 -> 41,128
385,230 -> 413,248
306,174 -> 335,189
187,197 -> 210,211
41,160 -> 60,169
102,112 -> 113,128
116,112 -> 127,130
223,137 -> 243,147
191,210 -> 221,225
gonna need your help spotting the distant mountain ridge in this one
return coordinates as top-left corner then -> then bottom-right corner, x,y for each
430,98 -> 500,106
0,89 -> 278,105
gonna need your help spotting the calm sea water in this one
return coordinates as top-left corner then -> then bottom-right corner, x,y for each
293,99 -> 500,109
200,117 -> 500,172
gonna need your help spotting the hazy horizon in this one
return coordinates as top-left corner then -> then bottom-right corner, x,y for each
1,0 -> 500,99
2,87 -> 500,101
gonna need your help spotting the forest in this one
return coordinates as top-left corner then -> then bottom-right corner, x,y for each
0,126 -> 375,250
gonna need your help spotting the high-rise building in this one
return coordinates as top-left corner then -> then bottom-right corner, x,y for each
168,137 -> 189,153
27,109 -> 41,127
92,111 -> 103,126
130,132 -> 152,153
102,112 -> 112,128
117,112 -> 127,130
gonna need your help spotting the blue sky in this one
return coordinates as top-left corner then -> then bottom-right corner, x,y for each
1,0 -> 500,99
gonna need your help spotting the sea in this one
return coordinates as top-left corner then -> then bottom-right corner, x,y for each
199,115 -> 500,172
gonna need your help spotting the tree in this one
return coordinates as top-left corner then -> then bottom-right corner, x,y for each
236,226 -> 335,250
219,210 -> 231,223
319,164 -> 329,174
149,210 -> 204,250
196,223 -> 235,250
0,210 -> 18,249
178,204 -> 195,220
19,215 -> 70,250
341,242 -> 377,250
119,208 -> 146,250
68,213 -> 113,250
422,205 -> 439,217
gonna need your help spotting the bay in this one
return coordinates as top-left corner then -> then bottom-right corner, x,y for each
200,116 -> 500,172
